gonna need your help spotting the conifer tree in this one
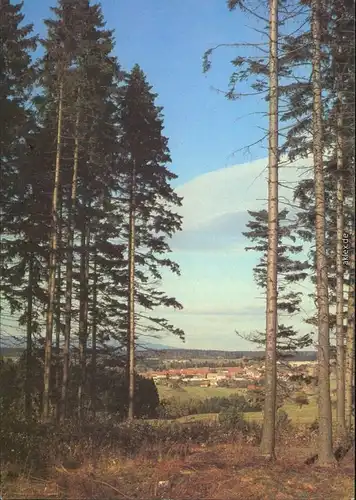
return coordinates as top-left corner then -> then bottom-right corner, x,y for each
243,208 -> 311,355
203,0 -> 296,460
0,0 -> 38,420
1,0 -> 185,428
262,0 -> 279,461
36,0 -> 123,422
280,0 -> 354,452
118,64 -> 184,419
38,3 -> 72,420
310,0 -> 335,465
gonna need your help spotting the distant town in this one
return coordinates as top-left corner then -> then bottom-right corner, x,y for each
141,358 -> 317,388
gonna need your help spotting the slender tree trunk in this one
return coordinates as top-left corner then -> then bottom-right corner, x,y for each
78,219 -> 90,422
90,190 -> 104,418
335,94 -> 346,442
345,225 -> 355,433
61,95 -> 80,422
127,161 -> 136,421
54,257 -> 61,421
43,81 -> 64,422
311,0 -> 336,466
25,251 -> 34,420
260,0 -> 278,461
91,246 -> 97,418
55,197 -> 62,422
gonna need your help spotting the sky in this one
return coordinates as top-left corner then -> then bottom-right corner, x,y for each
11,0 -> 317,350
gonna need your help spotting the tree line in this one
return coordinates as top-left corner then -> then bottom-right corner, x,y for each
204,0 -> 354,466
1,0 -> 184,423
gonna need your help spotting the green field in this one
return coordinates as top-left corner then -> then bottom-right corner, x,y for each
157,383 -> 247,401
155,376 -> 340,426
171,401 -> 321,426
155,382 -> 331,425
243,400 -> 320,424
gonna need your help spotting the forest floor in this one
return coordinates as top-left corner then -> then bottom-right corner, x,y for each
3,440 -> 354,499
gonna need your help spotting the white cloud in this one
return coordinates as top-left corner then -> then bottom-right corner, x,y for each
171,155 -> 314,252
158,155 -> 317,349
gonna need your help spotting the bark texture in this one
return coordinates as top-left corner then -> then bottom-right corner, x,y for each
77,222 -> 90,421
43,81 -> 63,421
127,160 -> 136,421
335,95 -> 346,442
260,0 -> 279,461
345,225 -> 355,433
25,252 -> 33,420
61,99 -> 80,422
311,0 -> 336,466
91,247 -> 98,418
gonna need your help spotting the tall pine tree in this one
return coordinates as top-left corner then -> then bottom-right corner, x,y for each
118,64 -> 184,419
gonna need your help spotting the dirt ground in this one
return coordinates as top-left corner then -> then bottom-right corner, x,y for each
2,441 -> 354,500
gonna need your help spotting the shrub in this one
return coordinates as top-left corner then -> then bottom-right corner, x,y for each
276,409 -> 292,437
218,407 -> 245,430
295,393 -> 309,409
0,357 -> 159,422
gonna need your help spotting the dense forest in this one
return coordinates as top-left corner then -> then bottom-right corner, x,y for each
1,0 -> 186,422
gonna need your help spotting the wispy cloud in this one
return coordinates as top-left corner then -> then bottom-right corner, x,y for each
171,211 -> 249,251
171,155 -> 314,253
170,305 -> 265,317
157,155 -> 316,349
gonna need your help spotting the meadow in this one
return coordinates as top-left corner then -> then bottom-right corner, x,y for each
157,383 -> 248,402
156,379 -> 339,425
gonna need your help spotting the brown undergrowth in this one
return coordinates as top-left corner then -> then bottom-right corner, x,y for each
2,434 -> 354,500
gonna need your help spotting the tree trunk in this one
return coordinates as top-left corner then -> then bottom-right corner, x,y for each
61,96 -> 80,422
55,197 -> 62,422
311,0 -> 336,466
345,225 -> 355,433
25,251 -> 33,420
43,81 -> 64,422
335,94 -> 346,442
260,0 -> 278,461
91,246 -> 97,419
127,161 -> 137,421
78,219 -> 90,422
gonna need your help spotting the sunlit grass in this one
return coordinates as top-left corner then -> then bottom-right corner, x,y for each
157,383 -> 247,402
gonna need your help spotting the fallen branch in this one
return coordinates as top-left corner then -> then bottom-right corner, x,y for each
92,478 -> 134,499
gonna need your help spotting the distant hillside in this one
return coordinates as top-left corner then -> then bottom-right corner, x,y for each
139,348 -> 317,361
0,335 -> 317,363
137,342 -> 174,351
0,347 -> 24,357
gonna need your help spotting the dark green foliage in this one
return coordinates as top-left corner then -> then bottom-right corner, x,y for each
115,64 -> 184,342
278,0 -> 355,336
0,417 -> 260,469
0,356 -> 159,421
1,0 -> 184,425
0,358 -> 25,419
218,406 -> 245,430
157,393 -> 261,419
246,386 -> 285,410
93,367 -> 160,419
0,0 -> 45,318
243,208 -> 312,355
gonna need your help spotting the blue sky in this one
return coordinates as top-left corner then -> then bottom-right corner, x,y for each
22,0 -> 270,183
15,0 -> 316,350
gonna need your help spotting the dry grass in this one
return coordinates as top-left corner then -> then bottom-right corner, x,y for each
2,440 -> 354,500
